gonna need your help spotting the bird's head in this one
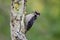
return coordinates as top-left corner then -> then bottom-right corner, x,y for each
34,11 -> 40,17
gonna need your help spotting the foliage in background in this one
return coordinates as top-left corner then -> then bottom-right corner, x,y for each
0,0 -> 60,40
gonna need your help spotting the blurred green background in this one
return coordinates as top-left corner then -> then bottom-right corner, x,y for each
0,0 -> 60,40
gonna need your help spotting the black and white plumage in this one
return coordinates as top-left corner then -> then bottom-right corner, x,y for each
25,11 -> 40,32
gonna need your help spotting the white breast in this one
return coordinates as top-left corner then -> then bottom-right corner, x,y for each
25,13 -> 34,25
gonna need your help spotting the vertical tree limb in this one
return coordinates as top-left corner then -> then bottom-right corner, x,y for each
10,0 -> 27,40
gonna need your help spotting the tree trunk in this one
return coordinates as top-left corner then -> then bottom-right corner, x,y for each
10,0 -> 27,40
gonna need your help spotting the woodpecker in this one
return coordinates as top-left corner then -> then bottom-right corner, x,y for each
25,11 -> 40,33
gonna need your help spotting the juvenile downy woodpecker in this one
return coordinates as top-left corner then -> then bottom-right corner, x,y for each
25,11 -> 40,33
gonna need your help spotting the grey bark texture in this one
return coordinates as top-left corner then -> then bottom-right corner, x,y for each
10,0 -> 27,40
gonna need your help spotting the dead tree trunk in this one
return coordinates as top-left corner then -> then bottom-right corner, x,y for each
10,0 -> 27,40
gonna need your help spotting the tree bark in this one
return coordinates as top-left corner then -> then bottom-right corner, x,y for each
10,0 -> 27,40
